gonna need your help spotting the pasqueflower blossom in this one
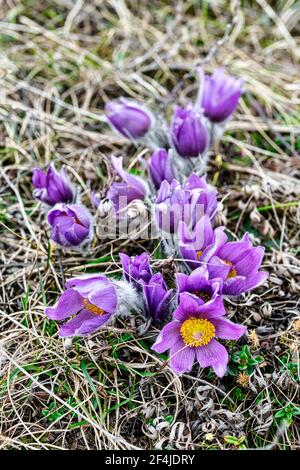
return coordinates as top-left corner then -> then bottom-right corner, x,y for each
152,292 -> 246,376
120,252 -> 152,287
107,156 -> 148,209
176,266 -> 224,312
207,233 -> 268,295
45,274 -> 118,337
155,179 -> 190,233
105,98 -> 153,139
185,173 -> 218,223
148,148 -> 175,190
47,203 -> 92,247
198,68 -> 243,123
141,273 -> 172,322
178,215 -> 227,269
32,165 -> 74,206
170,106 -> 208,158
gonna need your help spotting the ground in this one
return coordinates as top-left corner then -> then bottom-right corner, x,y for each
0,0 -> 299,450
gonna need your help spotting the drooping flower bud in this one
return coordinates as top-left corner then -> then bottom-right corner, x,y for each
105,98 -> 153,139
47,203 -> 92,247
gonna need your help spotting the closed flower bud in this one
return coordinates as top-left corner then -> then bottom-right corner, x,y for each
105,98 -> 153,139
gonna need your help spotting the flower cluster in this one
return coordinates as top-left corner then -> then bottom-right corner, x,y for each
38,67 -> 269,379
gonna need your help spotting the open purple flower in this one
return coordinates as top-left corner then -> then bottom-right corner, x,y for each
176,266 -> 224,312
141,273 -> 172,322
148,148 -> 175,190
152,292 -> 246,376
32,165 -> 74,206
120,252 -> 152,288
178,215 -> 227,269
107,156 -> 148,210
47,203 -> 92,247
45,274 -> 117,337
105,98 -> 153,139
170,106 -> 208,158
207,233 -> 268,295
198,68 -> 243,123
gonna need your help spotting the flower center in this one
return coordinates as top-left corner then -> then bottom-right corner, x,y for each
180,317 -> 215,347
196,250 -> 203,260
224,260 -> 237,279
83,298 -> 105,316
193,290 -> 211,302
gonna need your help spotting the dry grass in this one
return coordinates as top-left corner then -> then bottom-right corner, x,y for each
0,0 -> 299,450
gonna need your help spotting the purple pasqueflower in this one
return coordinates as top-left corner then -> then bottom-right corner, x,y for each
176,265 -> 224,312
178,215 -> 227,270
119,252 -> 152,288
107,156 -> 148,209
148,148 -> 175,190
45,274 -> 117,337
198,68 -> 243,123
155,179 -> 190,234
207,233 -> 268,296
47,203 -> 92,247
105,98 -> 153,139
32,165 -> 74,206
152,292 -> 246,376
170,106 -> 208,158
141,273 -> 172,322
184,173 -> 218,222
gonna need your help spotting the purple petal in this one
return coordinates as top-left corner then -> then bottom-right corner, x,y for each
152,321 -> 181,353
88,283 -> 117,314
45,289 -> 83,320
169,339 -> 196,374
196,339 -> 228,377
59,310 -> 111,337
211,318 -> 247,340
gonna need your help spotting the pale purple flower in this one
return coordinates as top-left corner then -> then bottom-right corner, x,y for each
152,292 -> 246,376
107,156 -> 148,209
207,233 -> 268,295
45,274 -> 117,337
184,173 -> 218,223
148,148 -> 175,190
32,165 -> 74,206
178,215 -> 227,269
155,179 -> 190,233
170,106 -> 208,158
119,252 -> 152,288
198,68 -> 243,123
176,265 -> 224,312
47,203 -> 92,247
141,273 -> 172,322
105,98 -> 153,139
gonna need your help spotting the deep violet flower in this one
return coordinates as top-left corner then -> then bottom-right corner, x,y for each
47,203 -> 92,247
107,156 -> 148,209
176,265 -> 224,312
178,215 -> 227,269
141,273 -> 172,322
198,68 -> 243,123
207,233 -> 268,295
45,274 -> 118,337
119,252 -> 152,288
148,148 -> 175,190
105,98 -> 153,139
152,292 -> 246,376
185,173 -> 218,223
32,165 -> 74,206
170,106 -> 208,158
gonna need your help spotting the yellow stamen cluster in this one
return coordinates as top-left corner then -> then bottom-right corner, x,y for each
196,250 -> 203,260
193,290 -> 211,302
83,298 -> 105,316
224,260 -> 237,278
180,317 -> 215,347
